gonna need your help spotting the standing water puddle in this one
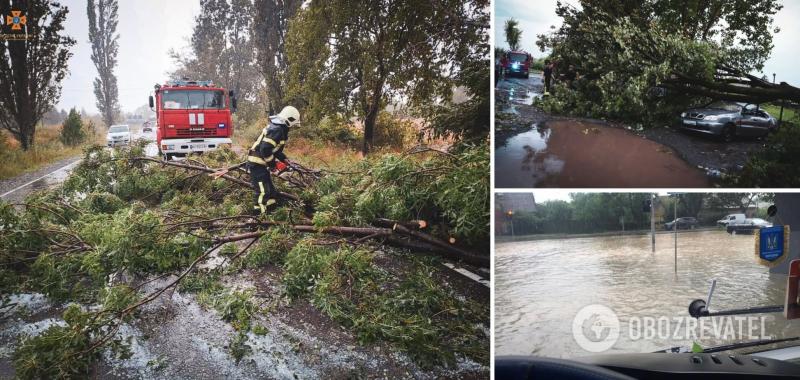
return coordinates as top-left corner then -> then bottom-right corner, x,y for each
495,121 -> 710,188
497,76 -> 543,114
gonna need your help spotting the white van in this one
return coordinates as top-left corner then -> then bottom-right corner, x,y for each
717,213 -> 746,226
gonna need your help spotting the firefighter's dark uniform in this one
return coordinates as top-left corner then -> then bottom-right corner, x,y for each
247,117 -> 289,215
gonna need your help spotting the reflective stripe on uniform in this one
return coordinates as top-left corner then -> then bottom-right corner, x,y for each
263,137 -> 277,146
265,199 -> 276,206
278,140 -> 286,146
250,130 -> 266,150
247,155 -> 273,166
258,182 -> 266,213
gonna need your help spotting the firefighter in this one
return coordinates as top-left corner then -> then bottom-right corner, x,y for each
247,106 -> 300,216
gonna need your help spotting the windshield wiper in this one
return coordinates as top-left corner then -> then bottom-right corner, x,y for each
657,337 -> 800,354
702,337 -> 800,353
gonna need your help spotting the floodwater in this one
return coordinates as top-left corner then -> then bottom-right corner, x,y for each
496,75 -> 542,114
495,121 -> 710,188
495,230 -> 800,358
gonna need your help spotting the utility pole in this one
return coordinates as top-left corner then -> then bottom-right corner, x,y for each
674,198 -> 678,273
507,210 -> 515,239
773,73 -> 776,84
651,194 -> 656,253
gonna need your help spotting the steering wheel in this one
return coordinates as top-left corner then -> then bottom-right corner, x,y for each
495,356 -> 635,380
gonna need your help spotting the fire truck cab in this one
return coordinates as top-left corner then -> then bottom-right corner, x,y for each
149,80 -> 237,159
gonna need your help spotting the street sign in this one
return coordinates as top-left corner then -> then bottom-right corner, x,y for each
756,225 -> 791,267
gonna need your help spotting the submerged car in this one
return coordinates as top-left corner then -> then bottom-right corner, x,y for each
106,124 -> 131,147
726,218 -> 773,235
664,217 -> 698,231
679,101 -> 778,142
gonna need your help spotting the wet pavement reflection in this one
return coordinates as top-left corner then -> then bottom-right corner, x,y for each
494,76 -> 712,188
495,121 -> 710,187
495,231 -> 800,358
1,129 -> 159,204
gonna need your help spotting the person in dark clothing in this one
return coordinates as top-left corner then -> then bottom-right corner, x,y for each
247,106 -> 300,216
543,59 -> 553,95
564,64 -> 579,88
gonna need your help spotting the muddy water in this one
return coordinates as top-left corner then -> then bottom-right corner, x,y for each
496,76 -> 543,115
495,121 -> 710,188
495,230 -> 800,358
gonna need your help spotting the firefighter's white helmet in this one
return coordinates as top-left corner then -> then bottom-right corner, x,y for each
277,106 -> 300,127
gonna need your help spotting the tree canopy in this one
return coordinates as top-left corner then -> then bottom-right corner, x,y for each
536,0 -> 798,125
504,18 -> 521,51
170,0 -> 262,122
0,0 -> 75,150
285,0 -> 489,155
87,0 -> 120,127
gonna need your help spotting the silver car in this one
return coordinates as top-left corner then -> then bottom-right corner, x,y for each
106,124 -> 131,147
679,101 -> 778,142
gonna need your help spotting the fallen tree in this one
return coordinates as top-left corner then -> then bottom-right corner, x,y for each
0,142 -> 489,377
535,0 -> 798,124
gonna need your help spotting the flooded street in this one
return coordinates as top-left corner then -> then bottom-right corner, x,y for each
495,230 -> 800,358
495,75 -> 543,115
494,76 -> 713,188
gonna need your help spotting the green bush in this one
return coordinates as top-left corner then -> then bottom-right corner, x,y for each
529,57 -> 546,71
729,123 -> 800,187
373,112 -> 419,150
314,115 -> 362,145
60,108 -> 86,146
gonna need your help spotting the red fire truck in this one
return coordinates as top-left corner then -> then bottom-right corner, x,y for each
502,50 -> 533,79
148,80 -> 237,159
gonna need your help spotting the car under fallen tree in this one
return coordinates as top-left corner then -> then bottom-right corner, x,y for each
679,101 -> 778,142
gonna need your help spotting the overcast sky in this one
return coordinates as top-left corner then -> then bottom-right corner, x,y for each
56,0 -> 200,115
494,0 -> 800,85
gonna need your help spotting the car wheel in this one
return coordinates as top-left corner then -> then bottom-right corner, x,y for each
722,124 -> 735,142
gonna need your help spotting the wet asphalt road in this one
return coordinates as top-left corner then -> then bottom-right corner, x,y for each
0,129 -> 158,203
493,75 -> 764,188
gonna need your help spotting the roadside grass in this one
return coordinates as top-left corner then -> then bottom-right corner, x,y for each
0,122 -> 104,181
233,118 -> 362,169
763,103 -> 800,124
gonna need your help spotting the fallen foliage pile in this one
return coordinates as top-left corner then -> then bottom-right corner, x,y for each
0,142 -> 489,378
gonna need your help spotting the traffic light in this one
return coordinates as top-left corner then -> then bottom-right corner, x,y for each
643,199 -> 652,212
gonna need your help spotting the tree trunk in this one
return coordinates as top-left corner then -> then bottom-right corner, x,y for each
362,100 -> 380,156
16,118 -> 36,151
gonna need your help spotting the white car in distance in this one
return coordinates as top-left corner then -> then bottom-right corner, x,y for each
106,124 -> 131,147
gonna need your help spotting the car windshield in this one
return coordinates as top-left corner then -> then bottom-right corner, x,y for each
108,126 -> 128,133
508,53 -> 527,63
704,101 -> 741,112
161,90 -> 225,110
